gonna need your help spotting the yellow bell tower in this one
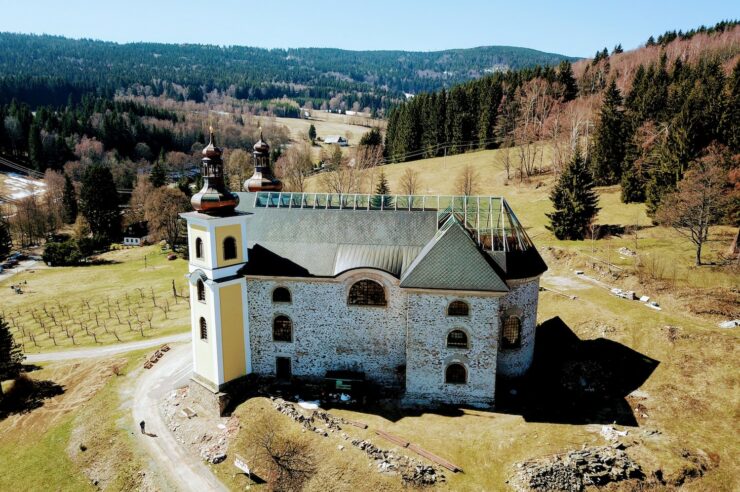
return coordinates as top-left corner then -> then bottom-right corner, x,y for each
181,129 -> 251,392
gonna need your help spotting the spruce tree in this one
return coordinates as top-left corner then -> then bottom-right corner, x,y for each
308,124 -> 317,143
547,149 -> 600,240
0,316 -> 24,396
62,174 -> 78,224
79,165 -> 121,244
150,150 -> 167,187
28,122 -> 44,171
371,170 -> 393,209
591,79 -> 627,185
0,217 -> 11,258
557,60 -> 578,101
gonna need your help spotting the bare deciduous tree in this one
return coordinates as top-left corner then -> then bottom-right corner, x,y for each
398,168 -> 421,196
225,149 -> 252,190
456,164 -> 481,196
656,145 -> 733,265
254,419 -> 317,491
144,187 -> 190,250
274,142 -> 313,192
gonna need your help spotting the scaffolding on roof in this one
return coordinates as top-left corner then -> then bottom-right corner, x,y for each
252,191 -> 535,253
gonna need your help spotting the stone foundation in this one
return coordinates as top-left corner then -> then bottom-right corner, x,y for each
188,376 -> 231,417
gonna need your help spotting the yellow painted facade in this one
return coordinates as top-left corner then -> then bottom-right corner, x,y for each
215,224 -> 244,268
219,283 -> 247,381
188,223 -> 210,269
192,286 -> 215,383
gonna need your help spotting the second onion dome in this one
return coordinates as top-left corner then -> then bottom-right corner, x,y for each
244,131 -> 283,192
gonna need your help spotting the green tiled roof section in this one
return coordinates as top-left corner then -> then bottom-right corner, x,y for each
400,219 -> 509,292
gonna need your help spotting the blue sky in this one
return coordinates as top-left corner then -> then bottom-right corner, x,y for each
0,1 -> 737,57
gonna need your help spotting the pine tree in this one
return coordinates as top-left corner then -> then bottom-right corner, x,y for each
28,122 -> 44,171
62,174 -> 78,224
547,149 -> 600,240
0,217 -> 11,258
79,165 -> 121,244
371,170 -> 393,209
308,124 -> 317,143
150,150 -> 167,188
557,60 -> 578,101
591,79 -> 627,185
0,316 -> 24,396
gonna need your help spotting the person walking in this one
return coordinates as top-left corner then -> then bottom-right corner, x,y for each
139,420 -> 146,434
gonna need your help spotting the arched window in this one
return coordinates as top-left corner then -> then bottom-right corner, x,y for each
223,236 -> 237,260
447,329 -> 468,349
501,316 -> 522,349
197,279 -> 206,302
272,287 -> 291,303
445,363 -> 467,384
273,315 -> 293,342
348,279 -> 387,306
199,317 -> 208,341
447,300 -> 469,316
195,237 -> 203,259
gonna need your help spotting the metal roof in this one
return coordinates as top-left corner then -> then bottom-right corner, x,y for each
400,217 -> 509,292
236,192 -> 547,287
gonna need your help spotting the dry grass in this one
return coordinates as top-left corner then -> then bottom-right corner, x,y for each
0,245 -> 190,353
0,349 -> 152,491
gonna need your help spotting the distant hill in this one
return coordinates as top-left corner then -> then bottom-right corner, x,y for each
0,32 -> 576,110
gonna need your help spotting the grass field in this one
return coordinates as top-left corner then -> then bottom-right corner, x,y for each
0,246 -> 190,353
0,349 -> 153,491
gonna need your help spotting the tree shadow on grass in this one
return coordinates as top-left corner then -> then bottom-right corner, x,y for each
496,316 -> 660,426
0,374 -> 65,420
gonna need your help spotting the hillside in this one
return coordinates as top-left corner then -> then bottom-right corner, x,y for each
0,32 -> 575,110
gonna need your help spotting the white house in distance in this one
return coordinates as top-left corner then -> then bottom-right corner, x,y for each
323,135 -> 349,146
181,132 -> 547,408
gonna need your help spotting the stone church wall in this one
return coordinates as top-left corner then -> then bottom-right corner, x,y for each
404,292 -> 501,407
496,277 -> 540,378
246,275 -> 408,386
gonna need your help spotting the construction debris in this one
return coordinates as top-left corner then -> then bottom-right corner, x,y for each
511,446 -> 644,491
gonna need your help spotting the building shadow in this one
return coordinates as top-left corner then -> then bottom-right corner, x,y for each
0,374 -> 65,420
495,316 -> 659,426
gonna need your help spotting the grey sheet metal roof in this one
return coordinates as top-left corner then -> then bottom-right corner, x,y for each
236,192 -> 539,290
237,192 -> 436,278
400,218 -> 509,292
333,244 -> 422,277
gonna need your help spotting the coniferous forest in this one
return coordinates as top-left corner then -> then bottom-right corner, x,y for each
384,21 -> 740,216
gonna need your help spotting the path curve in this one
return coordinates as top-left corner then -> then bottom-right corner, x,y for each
26,332 -> 190,363
132,343 -> 228,492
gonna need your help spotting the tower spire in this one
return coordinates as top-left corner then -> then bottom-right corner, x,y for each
190,128 -> 240,215
244,130 -> 283,192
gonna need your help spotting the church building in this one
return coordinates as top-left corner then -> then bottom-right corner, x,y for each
181,131 -> 547,407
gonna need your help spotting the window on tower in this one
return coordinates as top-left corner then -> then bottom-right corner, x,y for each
197,279 -> 206,303
195,237 -> 203,259
199,317 -> 208,341
501,316 -> 522,349
223,236 -> 237,260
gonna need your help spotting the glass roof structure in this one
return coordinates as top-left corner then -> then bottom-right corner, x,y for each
252,191 -> 535,254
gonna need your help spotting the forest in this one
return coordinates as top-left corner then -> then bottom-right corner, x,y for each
383,20 -> 740,216
0,32 -> 575,112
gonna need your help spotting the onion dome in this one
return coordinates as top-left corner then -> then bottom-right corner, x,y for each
244,130 -> 283,192
191,128 -> 240,216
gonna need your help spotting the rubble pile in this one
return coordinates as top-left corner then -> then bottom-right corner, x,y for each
271,397 -> 345,435
161,386 -> 239,465
351,439 -> 444,486
270,398 -> 444,486
512,446 -> 643,491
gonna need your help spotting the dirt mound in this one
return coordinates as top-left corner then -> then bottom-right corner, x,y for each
511,446 -> 644,491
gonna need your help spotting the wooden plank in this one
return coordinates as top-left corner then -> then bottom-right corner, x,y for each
345,419 -> 368,429
407,443 -> 462,473
375,430 -> 409,448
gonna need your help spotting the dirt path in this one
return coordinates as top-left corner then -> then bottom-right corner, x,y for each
131,344 -> 228,492
25,332 -> 190,363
